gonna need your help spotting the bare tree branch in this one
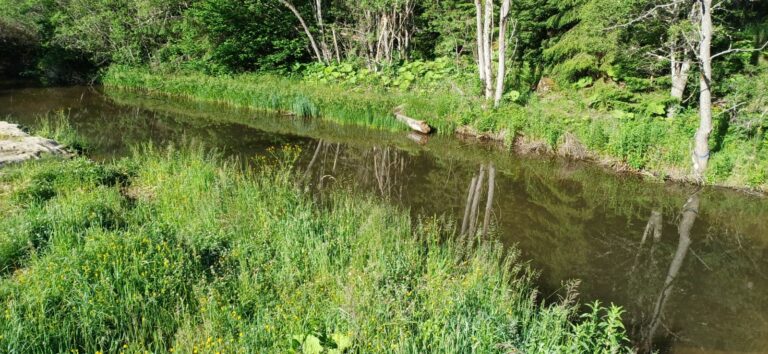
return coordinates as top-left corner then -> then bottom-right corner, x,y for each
605,0 -> 687,31
711,40 -> 768,60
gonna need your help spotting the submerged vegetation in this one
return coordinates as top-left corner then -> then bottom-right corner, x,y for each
0,144 -> 630,352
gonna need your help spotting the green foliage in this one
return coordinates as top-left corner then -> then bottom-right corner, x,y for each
0,145 -> 633,353
724,65 -> 768,140
103,65 -> 471,134
159,0 -> 309,73
46,0 -> 186,66
541,0 -> 636,82
607,117 -> 664,169
418,0 -> 476,58
303,57 -> 464,92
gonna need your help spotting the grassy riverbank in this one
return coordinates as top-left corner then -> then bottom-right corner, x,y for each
103,66 -> 768,192
0,142 -> 630,352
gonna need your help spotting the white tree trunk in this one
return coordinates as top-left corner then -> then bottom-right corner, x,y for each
693,0 -> 713,179
494,0 -> 511,107
279,0 -> 325,64
670,54 -> 691,100
314,0 -> 332,62
474,0 -> 486,83
482,0 -> 494,99
332,27 -> 341,62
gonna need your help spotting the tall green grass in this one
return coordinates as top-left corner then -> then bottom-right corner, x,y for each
34,110 -> 87,152
103,66 -> 467,134
0,144 -> 631,353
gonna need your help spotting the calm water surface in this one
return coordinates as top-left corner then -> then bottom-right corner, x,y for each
2,83 -> 767,353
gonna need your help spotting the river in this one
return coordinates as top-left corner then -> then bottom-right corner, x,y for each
2,83 -> 767,353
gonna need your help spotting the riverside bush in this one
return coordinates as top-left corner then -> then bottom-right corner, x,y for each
0,144 -> 631,353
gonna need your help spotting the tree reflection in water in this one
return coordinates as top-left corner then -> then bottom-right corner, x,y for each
459,163 -> 497,253
637,191 -> 701,352
301,141 -> 408,201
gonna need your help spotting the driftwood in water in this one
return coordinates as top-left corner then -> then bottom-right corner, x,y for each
394,106 -> 431,134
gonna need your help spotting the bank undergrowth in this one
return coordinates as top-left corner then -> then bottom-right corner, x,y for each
102,66 -> 768,192
103,65 -> 468,134
0,141 -> 630,353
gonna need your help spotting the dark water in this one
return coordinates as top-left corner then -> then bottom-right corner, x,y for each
2,83 -> 767,353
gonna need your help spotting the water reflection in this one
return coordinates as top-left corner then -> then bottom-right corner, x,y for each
301,140 -> 410,201
2,85 -> 768,353
637,192 -> 700,352
296,140 -> 768,353
460,163 -> 496,241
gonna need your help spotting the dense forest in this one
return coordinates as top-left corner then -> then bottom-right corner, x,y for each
1,0 -> 767,187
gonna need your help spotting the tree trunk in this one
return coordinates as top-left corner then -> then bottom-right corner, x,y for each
332,27 -> 341,62
494,0 -> 511,107
474,0 -> 485,83
693,0 -> 713,179
668,47 -> 690,118
313,0 -> 332,62
482,0 -> 494,99
279,0 -> 325,64
670,54 -> 690,100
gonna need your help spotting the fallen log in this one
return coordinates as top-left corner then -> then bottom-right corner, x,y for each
393,107 -> 431,134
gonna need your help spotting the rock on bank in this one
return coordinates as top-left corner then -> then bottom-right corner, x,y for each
0,121 -> 68,166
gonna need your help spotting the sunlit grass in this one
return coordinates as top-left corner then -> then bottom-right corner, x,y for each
0,143 -> 631,353
103,66 -> 465,134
